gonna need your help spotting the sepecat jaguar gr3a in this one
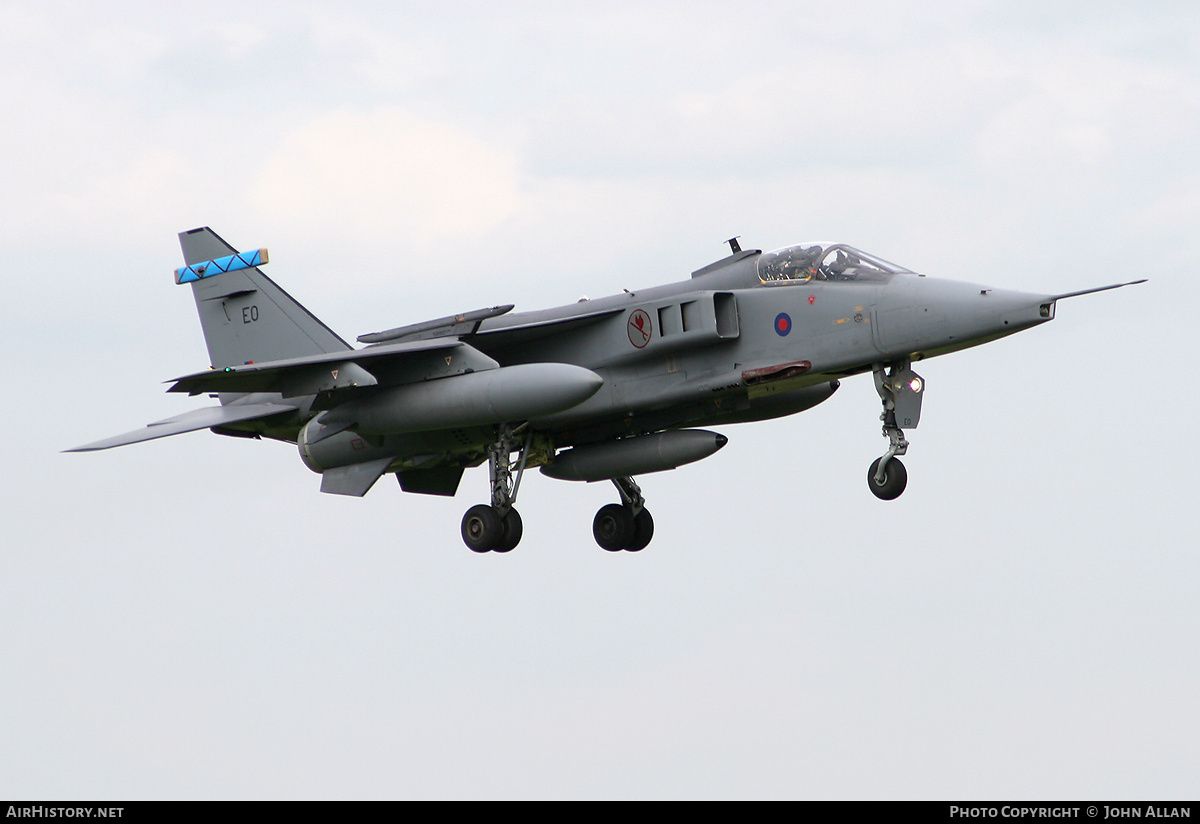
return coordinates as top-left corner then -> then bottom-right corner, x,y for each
70,229 -> 1142,553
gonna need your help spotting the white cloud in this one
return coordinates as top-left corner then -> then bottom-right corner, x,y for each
250,108 -> 524,246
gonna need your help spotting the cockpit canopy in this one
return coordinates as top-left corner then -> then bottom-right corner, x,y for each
758,244 -> 914,284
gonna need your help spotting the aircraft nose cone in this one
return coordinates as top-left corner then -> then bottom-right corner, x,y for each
875,276 -> 1054,357
961,285 -> 1056,343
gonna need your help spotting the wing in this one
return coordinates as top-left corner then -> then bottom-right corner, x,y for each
358,303 -> 625,351
65,402 -> 297,452
167,338 -> 500,397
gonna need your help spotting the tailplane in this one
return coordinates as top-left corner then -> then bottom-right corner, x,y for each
179,227 -> 351,368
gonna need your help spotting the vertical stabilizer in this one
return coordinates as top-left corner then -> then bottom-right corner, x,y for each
179,227 -> 351,368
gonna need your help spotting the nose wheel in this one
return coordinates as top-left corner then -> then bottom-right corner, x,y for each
867,456 -> 907,500
592,476 -> 654,552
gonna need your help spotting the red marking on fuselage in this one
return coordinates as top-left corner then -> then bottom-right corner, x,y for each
627,309 -> 652,348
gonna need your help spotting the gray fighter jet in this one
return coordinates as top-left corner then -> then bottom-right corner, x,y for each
69,228 -> 1143,553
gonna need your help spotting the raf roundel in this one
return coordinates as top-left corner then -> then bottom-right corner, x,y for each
774,312 -> 792,337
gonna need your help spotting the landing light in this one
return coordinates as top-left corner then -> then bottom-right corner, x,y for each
909,377 -> 923,393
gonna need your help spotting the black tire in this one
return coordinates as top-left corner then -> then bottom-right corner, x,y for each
593,503 -> 634,551
462,504 -> 502,552
494,508 -> 523,553
626,508 -> 654,552
867,457 -> 908,500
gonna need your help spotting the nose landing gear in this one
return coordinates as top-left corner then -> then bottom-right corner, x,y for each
869,361 -> 923,501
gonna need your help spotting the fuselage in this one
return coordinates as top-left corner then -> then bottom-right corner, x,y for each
70,227 -> 1127,552
295,242 -> 1057,474
458,243 -> 1055,448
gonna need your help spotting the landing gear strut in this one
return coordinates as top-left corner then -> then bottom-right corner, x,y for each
461,424 -> 530,552
868,361 -> 924,501
593,476 -> 654,552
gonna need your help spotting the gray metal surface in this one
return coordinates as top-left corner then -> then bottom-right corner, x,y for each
181,227 -> 351,370
65,401 -> 298,451
70,228 -> 1146,551
541,430 -> 728,482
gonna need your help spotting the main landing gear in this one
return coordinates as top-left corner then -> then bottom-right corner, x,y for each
461,425 -> 530,553
868,361 -> 924,501
459,426 -> 658,553
592,476 -> 654,552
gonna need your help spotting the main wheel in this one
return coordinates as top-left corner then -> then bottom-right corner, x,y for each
494,508 -> 523,553
626,508 -> 654,552
462,504 -> 503,552
867,457 -> 908,500
593,503 -> 634,551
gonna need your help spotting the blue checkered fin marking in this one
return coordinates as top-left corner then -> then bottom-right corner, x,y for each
175,248 -> 269,284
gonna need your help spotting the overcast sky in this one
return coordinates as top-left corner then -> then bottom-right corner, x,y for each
2,0 -> 1196,800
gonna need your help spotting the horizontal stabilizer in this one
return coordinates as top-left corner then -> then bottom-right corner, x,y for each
168,338 -> 499,396
320,457 -> 394,496
175,248 -> 268,284
65,402 -> 296,452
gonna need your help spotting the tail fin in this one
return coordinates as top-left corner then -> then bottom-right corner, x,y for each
179,227 -> 351,369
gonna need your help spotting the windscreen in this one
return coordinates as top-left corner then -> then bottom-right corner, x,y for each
758,244 -> 913,283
